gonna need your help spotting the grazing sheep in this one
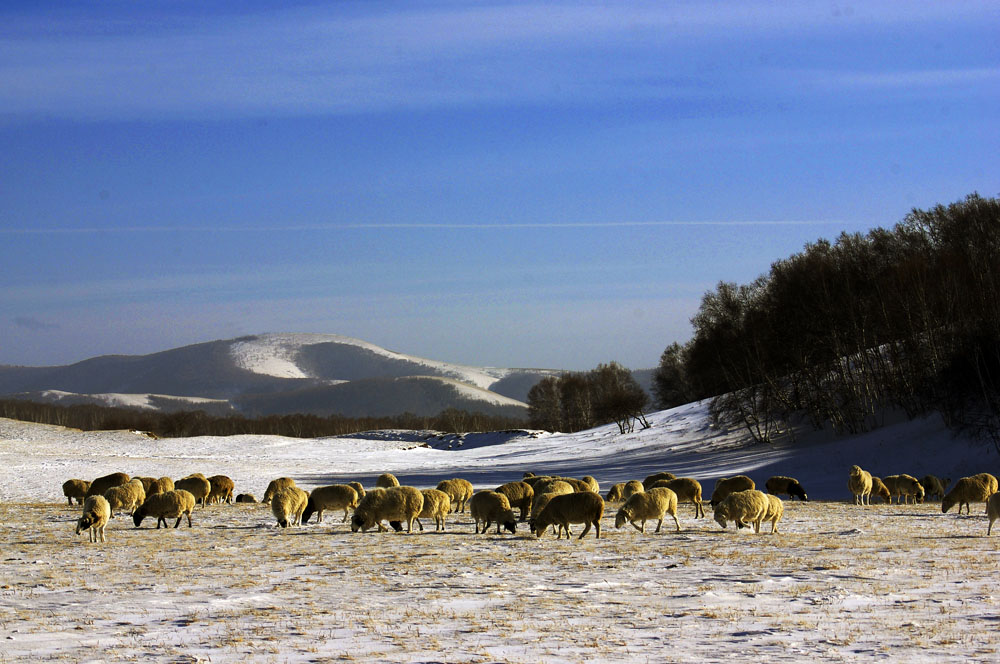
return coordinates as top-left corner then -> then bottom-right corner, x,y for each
416,488 -> 452,531
988,493 -> 1000,536
301,484 -> 360,524
147,477 -> 174,497
614,487 -> 680,534
622,480 -> 645,500
351,486 -> 424,533
208,475 -> 235,505
605,483 -> 626,503
469,491 -> 517,535
551,477 -> 593,492
75,495 -> 111,543
580,476 -> 600,494
133,490 -> 196,529
764,476 -> 809,501
642,472 -> 676,490
175,475 -> 211,508
348,481 -> 366,500
654,477 -> 705,518
942,475 -> 996,515
375,473 -> 400,489
235,493 -> 257,503
103,479 -> 146,515
710,475 -> 756,507
271,486 -> 308,528
62,479 -> 90,505
521,475 -> 553,488
763,494 -> 784,533
971,472 -> 999,496
86,472 -> 130,498
435,478 -> 474,513
529,492 -> 569,537
531,491 -> 605,540
533,479 -> 577,497
919,475 -> 948,501
713,489 -> 770,533
883,474 -> 925,504
133,477 -> 157,494
870,477 -> 892,503
262,477 -> 296,504
495,481 -> 534,521
848,465 -> 873,506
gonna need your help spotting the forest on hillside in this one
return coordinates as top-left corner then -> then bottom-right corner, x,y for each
649,193 -> 1000,448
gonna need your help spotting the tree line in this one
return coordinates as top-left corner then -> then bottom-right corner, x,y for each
527,362 -> 649,434
0,399 -> 528,438
652,193 -> 1000,448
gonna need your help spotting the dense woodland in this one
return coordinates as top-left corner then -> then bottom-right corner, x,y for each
526,362 -> 649,434
650,193 -> 1000,448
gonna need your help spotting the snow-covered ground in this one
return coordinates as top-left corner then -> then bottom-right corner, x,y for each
2,403 -> 999,662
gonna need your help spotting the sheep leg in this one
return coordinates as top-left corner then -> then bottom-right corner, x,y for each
173,516 -> 183,528
629,520 -> 644,533
415,518 -> 424,532
671,514 -> 681,532
578,522 -> 592,539
593,520 -> 601,539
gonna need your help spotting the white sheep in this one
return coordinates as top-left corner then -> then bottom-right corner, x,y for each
605,483 -> 626,503
848,465 -> 873,505
713,489 -> 770,533
301,484 -> 360,524
870,477 -> 892,503
614,487 -> 680,534
531,491 -> 605,540
75,495 -> 111,543
351,486 -> 424,533
208,475 -> 235,505
103,479 -> 146,516
972,472 -> 999,495
653,477 -> 705,518
62,479 -> 90,506
642,472 -> 676,490
348,481 -> 366,500
883,474 -> 925,504
375,472 -> 400,489
764,476 -> 808,501
763,494 -> 784,534
175,475 -> 211,508
86,472 -> 130,498
235,493 -> 257,503
988,493 -> 1000,536
580,476 -> 600,494
469,490 -> 518,535
262,477 -> 297,504
416,488 -> 452,531
495,481 -> 535,521
709,475 -> 755,507
942,475 -> 996,515
533,479 -> 577,497
529,491 -> 570,537
146,477 -> 174,497
133,490 -> 197,529
436,478 -> 474,512
133,476 -> 156,494
271,486 -> 308,528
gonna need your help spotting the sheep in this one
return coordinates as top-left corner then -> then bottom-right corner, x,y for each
301,484 -> 360,524
375,473 -> 400,489
764,476 -> 809,501
416,488 -> 452,531
133,490 -> 196,529
175,475 -> 211,508
942,475 -> 996,515
605,483 -> 626,503
75,495 -> 111,543
235,493 -> 257,503
529,491 -> 568,537
469,490 -> 517,535
62,479 -> 90,506
848,465 -> 873,506
147,477 -> 174,497
133,476 -> 157,494
103,479 -> 146,515
653,477 -> 705,518
271,486 -> 308,528
709,475 -> 756,507
614,487 -> 680,534
521,475 -> 553,488
988,493 -> 1000,536
533,479 -> 577,497
436,478 -> 474,513
531,491 -> 605,540
919,475 -> 948,501
351,486 -> 424,533
86,472 -> 130,498
495,481 -> 534,521
622,480 -> 645,500
262,477 -> 297,504
348,481 -> 366,500
763,494 -> 784,533
642,472 -> 676,490
208,475 -> 235,505
580,476 -> 600,494
870,477 -> 892,503
971,472 -> 999,495
883,474 -> 925,504
713,489 -> 770,533
552,477 -> 594,492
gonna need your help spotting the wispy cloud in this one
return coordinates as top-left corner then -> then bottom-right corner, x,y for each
13,316 -> 60,331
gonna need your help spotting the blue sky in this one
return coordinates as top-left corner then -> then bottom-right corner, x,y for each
2,1 -> 998,371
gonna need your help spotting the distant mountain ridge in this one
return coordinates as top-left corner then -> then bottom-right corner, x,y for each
0,333 -> 565,418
